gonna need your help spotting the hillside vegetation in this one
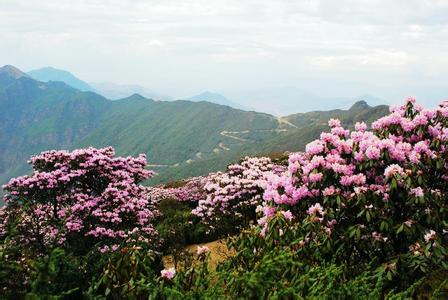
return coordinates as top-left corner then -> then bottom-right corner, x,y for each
1,98 -> 447,298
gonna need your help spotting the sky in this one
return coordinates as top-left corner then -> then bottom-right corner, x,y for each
1,0 -> 447,113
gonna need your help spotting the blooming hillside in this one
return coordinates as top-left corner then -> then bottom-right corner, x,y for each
1,98 -> 447,298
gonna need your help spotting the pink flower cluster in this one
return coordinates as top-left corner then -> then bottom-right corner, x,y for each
147,176 -> 208,204
196,245 -> 210,255
192,157 -> 286,228
160,268 -> 176,280
1,147 -> 159,253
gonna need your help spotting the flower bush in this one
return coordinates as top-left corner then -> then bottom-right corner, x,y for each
1,147 -> 159,255
147,175 -> 208,204
169,176 -> 209,203
192,156 -> 286,230
261,98 -> 448,278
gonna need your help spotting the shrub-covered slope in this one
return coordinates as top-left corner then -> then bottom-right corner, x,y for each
1,99 -> 446,298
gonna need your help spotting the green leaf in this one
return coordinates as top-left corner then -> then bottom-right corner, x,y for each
387,271 -> 392,280
390,178 -> 397,190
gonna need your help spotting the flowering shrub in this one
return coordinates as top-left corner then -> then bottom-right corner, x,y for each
169,176 -> 209,203
192,157 -> 286,230
1,147 -> 159,255
262,98 -> 448,277
147,176 -> 208,204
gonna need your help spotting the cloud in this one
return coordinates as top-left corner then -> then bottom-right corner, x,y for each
0,0 -> 446,103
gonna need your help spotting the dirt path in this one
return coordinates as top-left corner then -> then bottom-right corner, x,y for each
218,142 -> 230,151
277,116 -> 298,128
220,130 -> 250,142
163,239 -> 234,270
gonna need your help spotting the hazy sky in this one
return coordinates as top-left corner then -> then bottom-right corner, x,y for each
1,0 -> 447,109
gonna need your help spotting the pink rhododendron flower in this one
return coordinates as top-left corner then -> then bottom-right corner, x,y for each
307,203 -> 324,216
365,146 -> 381,160
192,157 -> 285,228
308,172 -> 323,183
328,118 -> 342,128
424,230 -> 436,242
384,164 -> 405,178
305,140 -> 325,155
197,245 -> 210,255
355,122 -> 367,132
161,268 -> 176,280
410,187 -> 424,198
281,210 -> 293,221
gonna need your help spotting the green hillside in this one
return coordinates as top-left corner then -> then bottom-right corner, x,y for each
77,96 -> 278,165
149,102 -> 389,184
0,66 -> 281,187
0,66 -> 110,184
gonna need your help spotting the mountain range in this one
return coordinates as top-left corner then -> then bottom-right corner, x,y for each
227,87 -> 389,116
27,67 -> 246,109
89,82 -> 172,101
0,64 -> 390,189
27,66 -> 390,114
28,67 -> 96,92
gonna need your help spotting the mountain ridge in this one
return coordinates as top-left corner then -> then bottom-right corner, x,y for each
0,65 -> 28,79
90,81 -> 172,101
28,66 -> 96,92
0,65 -> 390,188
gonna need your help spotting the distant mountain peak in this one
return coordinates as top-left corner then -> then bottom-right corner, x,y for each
118,93 -> 153,102
189,91 -> 227,101
0,65 -> 28,79
28,67 -> 95,92
187,91 -> 247,110
349,100 -> 371,111
201,90 -> 219,96
90,82 -> 172,101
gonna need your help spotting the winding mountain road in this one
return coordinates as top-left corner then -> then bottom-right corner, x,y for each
150,117 -> 298,168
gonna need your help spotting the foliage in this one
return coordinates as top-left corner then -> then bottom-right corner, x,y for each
0,242 -> 28,299
155,198 -> 214,263
88,245 -> 218,299
88,246 -> 162,299
215,214 -> 448,298
27,248 -> 84,298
